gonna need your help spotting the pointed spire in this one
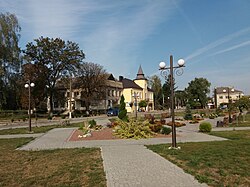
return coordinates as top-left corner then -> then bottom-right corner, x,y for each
136,65 -> 147,80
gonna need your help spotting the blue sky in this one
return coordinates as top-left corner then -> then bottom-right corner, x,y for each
1,0 -> 250,94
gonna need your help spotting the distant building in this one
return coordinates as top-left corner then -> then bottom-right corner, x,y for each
214,87 -> 244,108
120,65 -> 154,113
52,66 -> 154,114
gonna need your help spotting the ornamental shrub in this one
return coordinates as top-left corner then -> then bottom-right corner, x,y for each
149,122 -> 162,133
88,119 -> 97,128
161,126 -> 171,135
199,122 -> 212,133
114,119 -> 154,139
118,95 -> 128,121
184,104 -> 193,120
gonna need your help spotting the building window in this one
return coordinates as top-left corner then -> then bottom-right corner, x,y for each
219,96 -> 223,99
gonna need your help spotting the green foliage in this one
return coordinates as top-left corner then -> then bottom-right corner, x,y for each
184,104 -> 193,120
23,37 -> 85,113
235,96 -> 250,111
0,13 -> 22,110
162,75 -> 175,109
215,108 -> 223,115
88,119 -> 97,128
148,75 -> 162,110
208,113 -> 218,119
79,122 -> 89,134
118,95 -> 127,121
138,100 -> 147,108
75,62 -> 108,111
114,119 -> 154,139
199,122 -> 212,132
186,77 -> 211,108
161,126 -> 171,135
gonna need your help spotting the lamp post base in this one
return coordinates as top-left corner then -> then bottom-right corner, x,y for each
168,146 -> 181,150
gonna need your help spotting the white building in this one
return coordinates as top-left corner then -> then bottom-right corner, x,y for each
214,87 -> 244,108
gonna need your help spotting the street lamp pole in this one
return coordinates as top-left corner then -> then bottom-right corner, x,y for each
159,55 -> 185,149
25,80 -> 35,132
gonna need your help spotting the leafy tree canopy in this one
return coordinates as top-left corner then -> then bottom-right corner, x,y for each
75,62 -> 107,110
0,12 -> 21,110
23,37 -> 85,113
148,75 -> 162,109
186,77 -> 211,108
235,96 -> 250,111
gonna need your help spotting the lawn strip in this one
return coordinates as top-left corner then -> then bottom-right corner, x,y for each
0,122 -> 82,135
0,138 -> 106,187
147,130 -> 250,187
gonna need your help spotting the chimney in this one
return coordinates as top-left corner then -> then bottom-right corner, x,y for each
119,76 -> 123,82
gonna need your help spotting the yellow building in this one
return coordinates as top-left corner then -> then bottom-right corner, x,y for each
120,65 -> 154,113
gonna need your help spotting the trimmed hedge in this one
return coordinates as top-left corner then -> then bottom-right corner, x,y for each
199,122 -> 212,133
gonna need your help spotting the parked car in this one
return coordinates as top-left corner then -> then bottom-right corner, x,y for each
107,108 -> 119,116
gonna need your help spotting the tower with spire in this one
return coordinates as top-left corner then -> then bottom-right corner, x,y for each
134,65 -> 148,105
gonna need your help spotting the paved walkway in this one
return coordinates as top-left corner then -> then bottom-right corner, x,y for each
102,145 -> 207,187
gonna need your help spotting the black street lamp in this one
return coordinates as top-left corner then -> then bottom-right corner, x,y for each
159,55 -> 185,149
25,80 -> 35,132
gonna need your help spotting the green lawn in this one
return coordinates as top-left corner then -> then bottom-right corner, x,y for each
147,130 -> 250,187
0,122 -> 82,135
0,138 -> 106,187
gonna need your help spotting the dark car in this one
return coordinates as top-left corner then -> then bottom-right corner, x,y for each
107,108 -> 119,116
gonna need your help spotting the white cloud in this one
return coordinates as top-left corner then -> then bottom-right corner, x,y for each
0,0 -> 178,77
80,0 -> 176,77
185,27 -> 250,61
210,40 -> 250,56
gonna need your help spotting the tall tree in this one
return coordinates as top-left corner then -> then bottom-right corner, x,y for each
234,96 -> 250,112
0,12 -> 21,110
148,75 -> 162,109
185,77 -> 211,108
20,63 -> 48,110
75,62 -> 107,111
162,75 -> 176,109
118,95 -> 127,121
23,37 -> 85,114
175,90 -> 187,109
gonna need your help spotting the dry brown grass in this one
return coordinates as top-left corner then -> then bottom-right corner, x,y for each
0,138 -> 106,187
